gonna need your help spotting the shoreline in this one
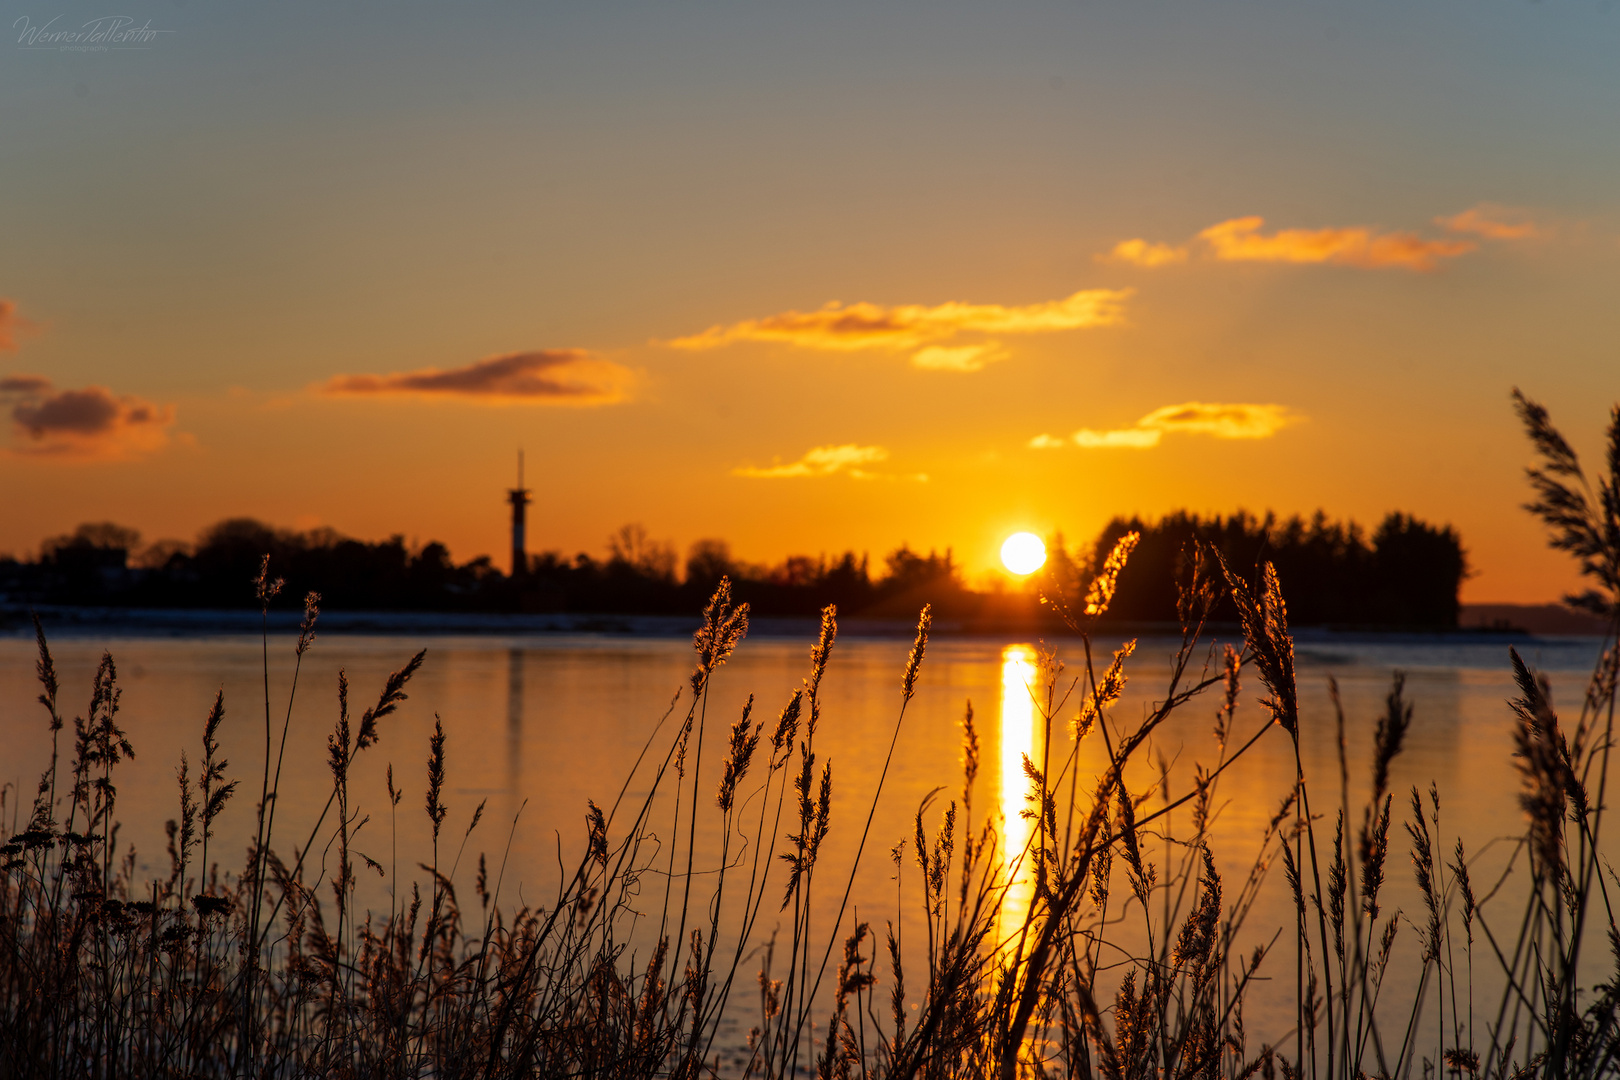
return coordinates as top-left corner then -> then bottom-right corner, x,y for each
4,601 -> 1602,644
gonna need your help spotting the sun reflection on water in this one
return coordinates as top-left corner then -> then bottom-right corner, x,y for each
998,643 -> 1041,938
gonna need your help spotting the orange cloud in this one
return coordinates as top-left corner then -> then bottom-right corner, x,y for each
668,288 -> 1131,352
910,342 -> 1007,372
1073,428 -> 1162,449
324,350 -> 632,405
1198,216 -> 1474,271
1137,401 -> 1295,438
1,374 -> 176,459
1031,401 -> 1298,450
0,300 -> 40,352
733,443 -> 926,482
1102,238 -> 1189,268
1436,203 -> 1542,240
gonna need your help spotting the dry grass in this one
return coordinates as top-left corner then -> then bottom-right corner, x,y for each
2,392 -> 1619,1078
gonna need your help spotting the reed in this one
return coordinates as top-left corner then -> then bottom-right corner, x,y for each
2,391 -> 1618,1078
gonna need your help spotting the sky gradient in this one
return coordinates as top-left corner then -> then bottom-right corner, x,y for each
4,1 -> 1618,601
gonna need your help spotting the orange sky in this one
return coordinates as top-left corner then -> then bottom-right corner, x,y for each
4,3 -> 1618,602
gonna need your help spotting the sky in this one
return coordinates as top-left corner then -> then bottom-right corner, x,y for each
2,0 -> 1618,601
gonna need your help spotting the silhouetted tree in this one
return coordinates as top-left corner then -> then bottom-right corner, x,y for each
1370,513 -> 1469,627
684,539 -> 734,596
1085,509 -> 1467,628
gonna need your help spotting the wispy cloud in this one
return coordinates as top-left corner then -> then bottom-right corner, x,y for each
1106,214 -> 1482,272
1198,216 -> 1474,270
324,350 -> 632,405
733,443 -> 926,481
1436,203 -> 1543,240
1031,401 -> 1298,450
1136,401 -> 1296,438
0,300 -> 40,352
1072,428 -> 1163,448
910,342 -> 1007,372
668,288 -> 1131,356
1101,238 -> 1189,268
1,374 -> 176,459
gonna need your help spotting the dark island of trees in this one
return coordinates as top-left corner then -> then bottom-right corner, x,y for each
0,509 -> 1468,630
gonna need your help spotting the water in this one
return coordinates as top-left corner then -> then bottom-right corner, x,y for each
0,621 -> 1608,1058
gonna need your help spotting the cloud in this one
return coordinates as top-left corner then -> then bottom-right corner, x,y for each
1436,203 -> 1542,240
324,350 -> 632,405
1136,401 -> 1295,438
1197,216 -> 1474,271
0,300 -> 40,352
1107,215 -> 1484,272
910,342 -> 1008,372
1102,238 -> 1189,268
668,288 -> 1131,353
0,374 -> 51,393
1032,401 -> 1297,450
1073,428 -> 1163,449
1,374 -> 176,459
733,443 -> 925,481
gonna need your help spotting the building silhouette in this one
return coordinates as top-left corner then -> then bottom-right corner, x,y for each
507,451 -> 531,579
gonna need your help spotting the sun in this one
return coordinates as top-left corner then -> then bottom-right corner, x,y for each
1000,532 -> 1047,575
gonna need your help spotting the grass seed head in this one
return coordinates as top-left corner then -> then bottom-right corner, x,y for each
252,554 -> 284,609
1084,531 -> 1139,618
809,604 -> 837,697
1219,555 -> 1298,737
692,576 -> 750,698
296,591 -> 320,656
1451,837 -> 1476,944
425,716 -> 447,841
902,605 -> 931,702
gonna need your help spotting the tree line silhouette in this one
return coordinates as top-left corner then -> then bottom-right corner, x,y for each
1071,509 -> 1468,628
0,508 -> 1468,628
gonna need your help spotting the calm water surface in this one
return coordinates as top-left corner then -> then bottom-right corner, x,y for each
0,625 -> 1607,1054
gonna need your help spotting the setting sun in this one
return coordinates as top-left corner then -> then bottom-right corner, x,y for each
1000,532 -> 1047,575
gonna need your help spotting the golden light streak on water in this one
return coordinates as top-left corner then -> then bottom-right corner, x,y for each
998,643 -> 1041,939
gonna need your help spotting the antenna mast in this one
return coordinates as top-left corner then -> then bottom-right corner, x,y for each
507,450 -> 531,579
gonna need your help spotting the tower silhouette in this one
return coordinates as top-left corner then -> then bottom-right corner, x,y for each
507,451 -> 531,579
